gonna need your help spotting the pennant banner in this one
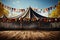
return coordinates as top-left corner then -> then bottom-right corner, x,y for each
0,2 -> 57,14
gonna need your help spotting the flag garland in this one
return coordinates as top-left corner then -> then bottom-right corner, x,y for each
0,2 -> 57,14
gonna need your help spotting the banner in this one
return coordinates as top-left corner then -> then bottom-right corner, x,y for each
0,2 -> 57,14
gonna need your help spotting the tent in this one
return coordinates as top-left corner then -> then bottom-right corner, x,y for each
19,7 -> 46,21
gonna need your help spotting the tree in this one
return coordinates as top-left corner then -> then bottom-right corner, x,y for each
49,2 -> 60,18
0,2 -> 9,17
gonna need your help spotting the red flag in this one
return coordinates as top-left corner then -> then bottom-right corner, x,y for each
14,8 -> 16,11
45,8 -> 48,12
19,9 -> 25,12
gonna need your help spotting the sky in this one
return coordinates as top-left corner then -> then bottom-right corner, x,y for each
0,0 -> 58,9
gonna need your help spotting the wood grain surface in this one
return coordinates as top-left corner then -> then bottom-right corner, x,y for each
0,31 -> 60,40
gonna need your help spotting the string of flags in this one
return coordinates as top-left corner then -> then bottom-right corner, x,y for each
0,2 -> 57,13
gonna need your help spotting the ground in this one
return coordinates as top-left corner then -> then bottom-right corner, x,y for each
0,31 -> 60,40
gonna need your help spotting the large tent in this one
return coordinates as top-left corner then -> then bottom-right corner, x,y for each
19,7 -> 47,21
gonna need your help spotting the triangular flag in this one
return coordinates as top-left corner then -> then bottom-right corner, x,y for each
45,8 -> 48,12
20,9 -> 25,12
48,8 -> 50,11
4,5 -> 7,8
41,9 -> 42,11
2,4 -> 4,7
55,5 -> 57,7
14,8 -> 16,11
53,5 -> 56,9
7,6 -> 11,10
0,2 -> 2,5
43,9 -> 45,13
12,8 -> 14,11
50,7 -> 52,10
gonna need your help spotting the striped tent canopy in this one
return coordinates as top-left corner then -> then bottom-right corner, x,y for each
19,7 -> 47,21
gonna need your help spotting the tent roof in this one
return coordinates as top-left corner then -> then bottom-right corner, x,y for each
21,7 -> 46,21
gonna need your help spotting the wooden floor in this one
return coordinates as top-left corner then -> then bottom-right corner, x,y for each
0,31 -> 60,40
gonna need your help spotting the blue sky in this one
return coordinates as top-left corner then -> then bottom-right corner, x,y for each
0,0 -> 58,9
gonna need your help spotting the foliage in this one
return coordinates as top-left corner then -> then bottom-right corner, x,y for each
49,2 -> 60,18
0,3 -> 9,17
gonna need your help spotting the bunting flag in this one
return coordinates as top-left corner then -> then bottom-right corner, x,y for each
12,8 -> 14,11
0,2 -> 1,5
4,5 -> 8,9
43,9 -> 45,13
3,5 -> 6,8
20,9 -> 25,12
0,2 -> 2,6
33,8 -> 38,12
53,5 -> 57,9
14,8 -> 16,11
55,5 -> 57,7
45,8 -> 48,12
50,7 -> 52,10
48,8 -> 50,11
41,9 -> 42,11
7,6 -> 11,10
3,4 -> 7,9
2,4 -> 4,7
